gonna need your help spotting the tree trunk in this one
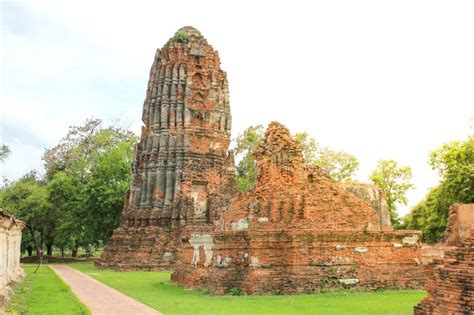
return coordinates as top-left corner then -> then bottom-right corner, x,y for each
61,246 -> 64,257
71,248 -> 78,257
27,225 -> 41,257
46,244 -> 53,256
27,245 -> 33,256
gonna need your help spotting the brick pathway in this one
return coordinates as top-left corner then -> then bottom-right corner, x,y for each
50,265 -> 161,315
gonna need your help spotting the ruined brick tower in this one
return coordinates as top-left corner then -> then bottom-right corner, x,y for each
99,26 -> 234,269
172,122 -> 424,294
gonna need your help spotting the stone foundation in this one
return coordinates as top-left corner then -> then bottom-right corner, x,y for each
0,210 -> 24,312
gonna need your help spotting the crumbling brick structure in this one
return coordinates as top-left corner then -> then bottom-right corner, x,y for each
0,210 -> 24,311
415,203 -> 474,314
98,26 -> 234,270
342,183 -> 392,230
100,26 -> 423,294
172,122 -> 423,294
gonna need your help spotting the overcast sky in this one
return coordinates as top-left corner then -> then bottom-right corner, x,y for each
1,0 -> 473,216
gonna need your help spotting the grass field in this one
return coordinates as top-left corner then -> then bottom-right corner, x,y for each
7,265 -> 90,315
71,262 -> 426,315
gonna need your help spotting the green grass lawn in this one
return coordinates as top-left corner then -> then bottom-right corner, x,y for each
72,262 -> 426,315
7,265 -> 90,315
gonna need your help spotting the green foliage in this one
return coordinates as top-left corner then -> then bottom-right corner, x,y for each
174,31 -> 190,43
293,132 -> 360,182
42,118 -> 137,253
0,118 -> 137,257
0,171 -> 50,254
236,154 -> 259,191
7,265 -> 90,314
234,125 -> 264,192
294,132 -> 319,164
0,144 -> 11,163
402,186 -> 449,243
228,287 -> 243,296
429,135 -> 474,204
402,135 -> 473,242
369,159 -> 414,227
315,147 -> 359,182
71,262 -> 426,315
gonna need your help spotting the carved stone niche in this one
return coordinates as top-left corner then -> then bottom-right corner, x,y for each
191,182 -> 208,223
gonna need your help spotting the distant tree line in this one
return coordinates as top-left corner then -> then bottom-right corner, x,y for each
0,118 -> 137,257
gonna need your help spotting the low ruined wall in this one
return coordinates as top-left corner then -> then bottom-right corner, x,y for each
96,225 -> 180,271
0,210 -> 24,311
415,203 -> 474,314
172,228 -> 423,294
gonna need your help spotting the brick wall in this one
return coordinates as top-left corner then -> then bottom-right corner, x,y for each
415,204 -> 474,314
172,229 -> 423,294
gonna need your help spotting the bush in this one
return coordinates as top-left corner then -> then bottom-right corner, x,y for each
174,31 -> 189,44
228,287 -> 243,296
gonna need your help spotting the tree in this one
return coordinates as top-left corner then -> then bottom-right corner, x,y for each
0,144 -> 11,163
234,125 -> 264,191
403,134 -> 473,242
0,171 -> 51,256
429,135 -> 474,204
43,118 -> 137,255
294,132 -> 359,182
43,118 -> 134,179
369,159 -> 414,226
315,148 -> 359,182
403,186 -> 451,243
294,132 -> 319,164
0,118 -> 137,257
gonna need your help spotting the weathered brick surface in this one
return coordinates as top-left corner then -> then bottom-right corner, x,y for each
173,229 -> 423,294
98,26 -> 234,269
172,122 -> 423,294
415,204 -> 474,315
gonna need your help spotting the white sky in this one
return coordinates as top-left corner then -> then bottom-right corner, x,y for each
1,0 -> 473,216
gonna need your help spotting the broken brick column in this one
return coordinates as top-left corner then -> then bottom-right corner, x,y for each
414,203 -> 474,314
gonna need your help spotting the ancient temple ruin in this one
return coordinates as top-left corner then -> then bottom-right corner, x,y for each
0,210 -> 24,311
172,122 -> 423,293
415,203 -> 473,314
99,26 -> 234,270
100,26 -> 423,293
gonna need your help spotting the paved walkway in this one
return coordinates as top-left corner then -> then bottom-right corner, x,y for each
50,265 -> 161,315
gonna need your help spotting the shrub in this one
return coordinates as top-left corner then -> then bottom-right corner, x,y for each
228,288 -> 243,296
174,31 -> 189,44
